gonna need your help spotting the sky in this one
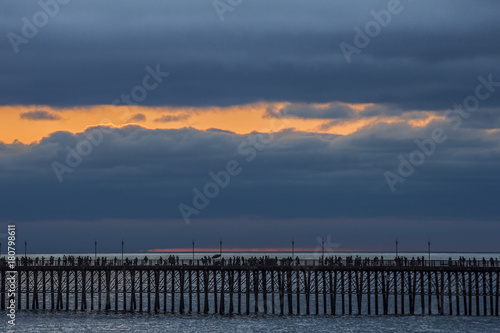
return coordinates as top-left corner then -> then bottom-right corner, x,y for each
0,0 -> 499,254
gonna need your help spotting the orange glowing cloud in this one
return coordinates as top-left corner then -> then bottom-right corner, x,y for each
0,102 -> 442,144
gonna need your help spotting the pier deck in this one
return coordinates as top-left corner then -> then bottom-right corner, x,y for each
1,258 -> 499,315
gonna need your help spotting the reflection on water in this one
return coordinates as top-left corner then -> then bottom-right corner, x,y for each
1,311 -> 498,333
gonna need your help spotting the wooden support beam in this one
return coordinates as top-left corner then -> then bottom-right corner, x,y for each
218,269 -> 223,315
115,270 -> 119,312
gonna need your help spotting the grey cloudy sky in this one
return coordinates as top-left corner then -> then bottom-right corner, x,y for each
1,0 -> 500,110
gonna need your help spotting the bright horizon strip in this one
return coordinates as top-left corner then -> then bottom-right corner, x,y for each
0,103 -> 440,144
147,247 -> 361,253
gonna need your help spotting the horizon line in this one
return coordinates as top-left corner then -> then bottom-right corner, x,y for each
147,247 -> 371,253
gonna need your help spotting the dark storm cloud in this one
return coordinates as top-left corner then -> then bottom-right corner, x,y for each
455,107 -> 500,130
20,110 -> 60,120
0,124 -> 499,223
1,0 -> 500,113
127,113 -> 146,122
154,114 -> 190,122
265,103 -> 355,119
266,103 -> 442,132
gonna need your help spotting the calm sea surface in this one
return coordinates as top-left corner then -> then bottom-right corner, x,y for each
1,312 -> 499,333
2,252 -> 499,332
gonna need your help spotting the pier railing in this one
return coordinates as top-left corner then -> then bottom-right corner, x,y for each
1,257 -> 499,316
4,256 -> 500,268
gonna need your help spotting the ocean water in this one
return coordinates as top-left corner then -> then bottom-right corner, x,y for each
2,312 -> 500,333
2,252 -> 500,332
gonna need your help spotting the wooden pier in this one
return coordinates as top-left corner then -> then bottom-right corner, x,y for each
1,258 -> 499,316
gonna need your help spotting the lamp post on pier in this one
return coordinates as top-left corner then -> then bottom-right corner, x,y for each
395,238 -> 398,258
322,238 -> 325,265
192,240 -> 195,262
121,239 -> 124,264
292,238 -> 295,262
24,240 -> 27,260
94,240 -> 97,262
219,239 -> 222,257
428,240 -> 431,265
